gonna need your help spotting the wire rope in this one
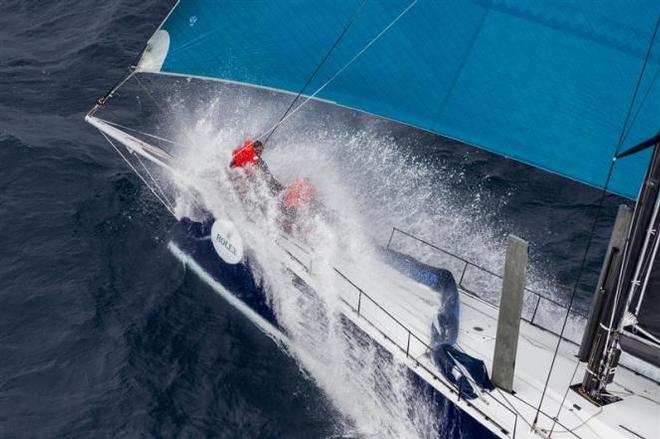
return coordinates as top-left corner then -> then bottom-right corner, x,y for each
261,0 -> 368,145
100,131 -> 177,217
533,14 -> 660,428
257,0 -> 419,141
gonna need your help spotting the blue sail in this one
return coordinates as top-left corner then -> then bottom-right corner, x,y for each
146,0 -> 660,198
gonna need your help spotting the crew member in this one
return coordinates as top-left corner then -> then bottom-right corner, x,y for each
230,139 -> 282,194
279,178 -> 319,235
230,139 -> 264,169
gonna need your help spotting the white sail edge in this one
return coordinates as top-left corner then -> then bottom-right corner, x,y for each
133,70 -> 339,106
135,0 -> 180,72
136,30 -> 170,72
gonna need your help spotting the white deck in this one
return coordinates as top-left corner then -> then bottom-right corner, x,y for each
278,238 -> 660,439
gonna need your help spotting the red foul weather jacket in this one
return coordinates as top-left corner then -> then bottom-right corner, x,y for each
230,140 -> 260,170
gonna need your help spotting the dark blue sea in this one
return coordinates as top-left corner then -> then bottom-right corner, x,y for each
0,1 -> 627,438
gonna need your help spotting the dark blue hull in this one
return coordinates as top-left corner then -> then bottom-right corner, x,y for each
172,219 -> 500,439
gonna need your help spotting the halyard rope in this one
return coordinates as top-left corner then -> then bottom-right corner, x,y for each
257,0 -> 419,141
261,0 -> 368,145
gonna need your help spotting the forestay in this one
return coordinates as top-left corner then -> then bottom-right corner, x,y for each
139,0 -> 660,198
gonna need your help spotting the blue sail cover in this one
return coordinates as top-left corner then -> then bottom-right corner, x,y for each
147,0 -> 660,198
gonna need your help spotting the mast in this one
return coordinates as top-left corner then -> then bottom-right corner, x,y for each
578,133 -> 660,405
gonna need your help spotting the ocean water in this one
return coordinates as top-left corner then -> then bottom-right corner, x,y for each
0,1 -> 629,438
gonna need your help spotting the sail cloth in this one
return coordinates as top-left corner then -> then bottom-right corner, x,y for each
382,250 -> 492,399
140,0 -> 660,198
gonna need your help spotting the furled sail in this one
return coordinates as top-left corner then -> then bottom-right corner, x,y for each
137,0 -> 660,198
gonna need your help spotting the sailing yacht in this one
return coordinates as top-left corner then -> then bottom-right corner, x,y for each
87,1 -> 659,438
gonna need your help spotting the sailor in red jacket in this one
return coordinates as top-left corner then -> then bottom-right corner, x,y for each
279,178 -> 324,235
230,139 -> 264,169
230,139 -> 282,193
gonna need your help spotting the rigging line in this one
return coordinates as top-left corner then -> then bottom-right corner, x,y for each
611,138 -> 659,302
136,72 -> 205,152
92,17 -> 157,113
633,322 -> 660,344
592,182 -> 658,395
90,0 -> 177,115
134,152 -> 177,214
503,388 -> 585,439
134,72 -> 167,115
100,131 -> 177,218
618,15 -> 660,148
102,130 -> 176,217
166,24 -> 224,57
547,359 -> 581,437
631,189 -> 660,315
98,118 -> 184,147
621,65 -> 660,145
91,69 -> 137,116
257,0 -> 419,141
261,0 -> 368,145
101,76 -> 229,219
593,18 -> 660,391
533,13 -> 660,427
494,388 -> 534,431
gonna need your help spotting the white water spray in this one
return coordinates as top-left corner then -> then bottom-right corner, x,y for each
135,84 -> 575,437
